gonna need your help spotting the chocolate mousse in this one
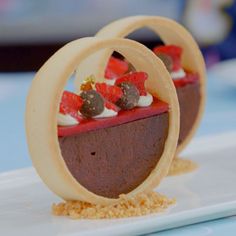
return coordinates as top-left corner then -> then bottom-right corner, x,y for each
153,45 -> 201,147
175,79 -> 200,145
59,110 -> 168,198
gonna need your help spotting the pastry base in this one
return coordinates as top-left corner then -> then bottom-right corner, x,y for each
52,191 -> 175,219
168,157 -> 198,176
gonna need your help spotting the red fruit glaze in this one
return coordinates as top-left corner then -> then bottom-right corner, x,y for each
105,56 -> 129,79
115,72 -> 148,96
58,98 -> 168,137
59,91 -> 83,122
95,83 -> 123,103
174,72 -> 199,88
153,45 -> 182,71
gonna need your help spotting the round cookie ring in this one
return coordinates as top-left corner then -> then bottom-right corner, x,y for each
26,37 -> 179,205
75,16 -> 206,155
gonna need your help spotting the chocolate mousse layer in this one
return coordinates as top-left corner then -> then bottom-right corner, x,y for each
59,112 -> 169,198
176,81 -> 200,146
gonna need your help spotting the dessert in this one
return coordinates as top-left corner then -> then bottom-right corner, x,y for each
75,16 -> 206,156
26,37 -> 179,206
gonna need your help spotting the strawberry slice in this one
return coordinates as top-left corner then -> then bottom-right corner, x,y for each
59,91 -> 83,121
115,72 -> 148,96
95,82 -> 123,103
105,100 -> 120,112
153,45 -> 182,71
105,56 -> 129,79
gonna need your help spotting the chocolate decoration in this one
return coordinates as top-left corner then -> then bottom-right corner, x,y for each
80,90 -> 104,117
59,112 -> 169,198
176,81 -> 200,145
116,82 -> 140,110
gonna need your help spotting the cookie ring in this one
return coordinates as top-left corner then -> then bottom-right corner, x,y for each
26,37 -> 179,204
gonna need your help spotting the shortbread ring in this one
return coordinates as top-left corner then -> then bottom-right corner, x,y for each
26,37 -> 179,205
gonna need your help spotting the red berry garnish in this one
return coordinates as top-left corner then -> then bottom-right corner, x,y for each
153,45 -> 182,71
115,72 -> 148,96
105,100 -> 120,112
59,91 -> 83,122
105,56 -> 129,79
95,82 -> 123,103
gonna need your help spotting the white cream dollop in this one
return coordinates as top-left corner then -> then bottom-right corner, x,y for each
171,68 -> 186,80
137,92 -> 153,107
94,107 -> 118,118
57,113 -> 79,126
104,78 -> 116,85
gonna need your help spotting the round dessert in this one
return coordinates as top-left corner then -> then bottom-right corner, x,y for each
75,16 -> 206,155
26,37 -> 179,205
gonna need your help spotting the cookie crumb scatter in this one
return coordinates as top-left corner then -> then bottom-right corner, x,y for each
168,157 -> 198,176
52,192 -> 175,219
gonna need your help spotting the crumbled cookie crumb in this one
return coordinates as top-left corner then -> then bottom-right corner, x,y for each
52,192 -> 175,219
168,157 -> 198,176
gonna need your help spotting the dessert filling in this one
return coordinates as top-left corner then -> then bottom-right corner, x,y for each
176,79 -> 200,145
57,70 -> 169,198
59,111 -> 168,198
153,44 -> 201,146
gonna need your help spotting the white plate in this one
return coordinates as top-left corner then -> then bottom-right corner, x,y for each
208,59 -> 236,87
0,132 -> 236,236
